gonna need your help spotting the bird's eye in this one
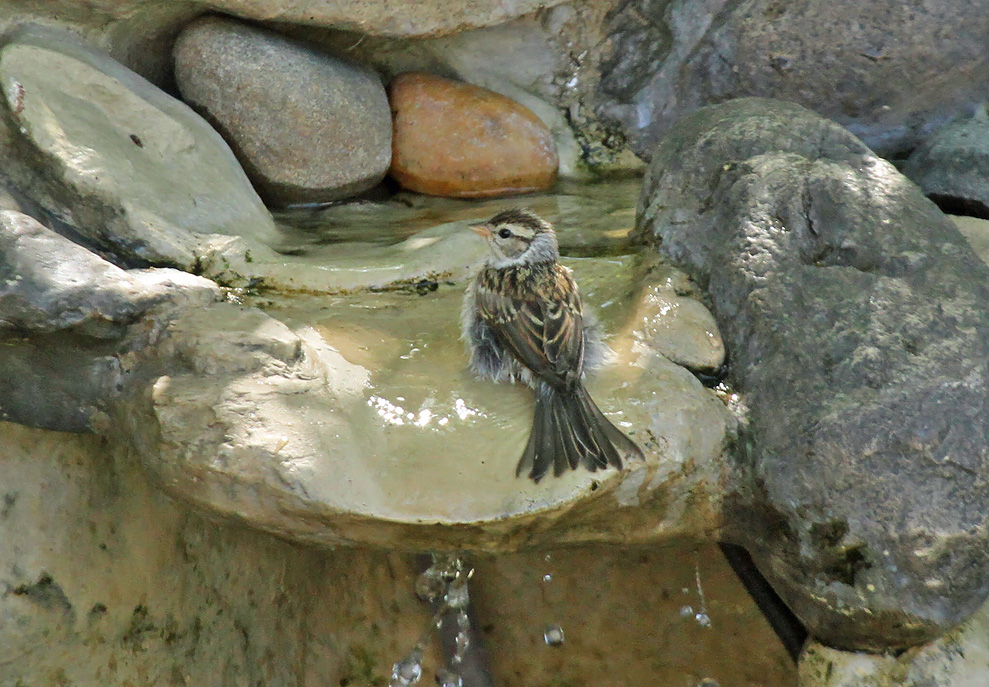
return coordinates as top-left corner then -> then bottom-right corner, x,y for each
497,228 -> 512,239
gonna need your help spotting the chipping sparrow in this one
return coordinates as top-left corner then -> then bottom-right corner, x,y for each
461,208 -> 642,482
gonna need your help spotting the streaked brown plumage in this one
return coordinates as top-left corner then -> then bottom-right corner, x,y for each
462,208 -> 643,482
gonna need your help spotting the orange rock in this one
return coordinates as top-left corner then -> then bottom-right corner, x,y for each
388,72 -> 558,198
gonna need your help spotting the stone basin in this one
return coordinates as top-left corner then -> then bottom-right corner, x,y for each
138,191 -> 731,553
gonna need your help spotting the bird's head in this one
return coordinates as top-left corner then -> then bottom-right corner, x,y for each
469,208 -> 558,267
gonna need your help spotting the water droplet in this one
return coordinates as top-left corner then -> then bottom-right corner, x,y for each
390,650 -> 423,687
435,668 -> 463,687
543,624 -> 565,646
542,574 -> 552,583
697,679 -> 721,687
695,612 -> 712,627
679,605 -> 694,617
445,582 -> 469,609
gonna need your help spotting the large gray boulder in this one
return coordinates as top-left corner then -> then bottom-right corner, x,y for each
174,16 -> 393,206
903,112 -> 989,219
598,0 -> 989,161
636,98 -> 989,650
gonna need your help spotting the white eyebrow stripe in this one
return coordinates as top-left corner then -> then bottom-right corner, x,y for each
501,223 -> 536,239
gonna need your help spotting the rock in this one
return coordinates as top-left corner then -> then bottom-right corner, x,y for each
134,251 -> 733,552
633,269 -> 725,373
597,0 -> 989,160
0,208 -> 220,433
0,26 -> 281,271
0,3 -> 200,87
0,210 -> 220,432
200,0 -> 567,37
388,72 -> 558,198
953,216 -> 989,265
285,5 -> 647,174
903,113 -> 989,219
174,16 -> 392,206
636,98 -> 989,650
0,420 -> 441,686
0,209 -> 219,337
800,599 -> 989,687
472,544 -> 795,687
0,336 -> 125,433
302,14 -> 590,177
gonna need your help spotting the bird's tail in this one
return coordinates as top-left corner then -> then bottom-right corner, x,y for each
517,383 -> 644,483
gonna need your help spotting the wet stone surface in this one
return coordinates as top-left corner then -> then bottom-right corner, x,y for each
134,180 -> 733,552
144,255 -> 731,551
637,98 -> 989,651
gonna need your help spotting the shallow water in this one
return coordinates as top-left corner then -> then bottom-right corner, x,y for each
273,177 -> 643,255
246,253 -> 659,524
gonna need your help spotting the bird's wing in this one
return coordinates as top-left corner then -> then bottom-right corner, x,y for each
476,265 -> 584,389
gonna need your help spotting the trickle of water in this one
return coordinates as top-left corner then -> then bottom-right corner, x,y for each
454,629 -> 471,659
435,668 -> 463,687
390,649 -> 423,687
543,624 -> 565,647
693,557 -> 712,629
415,571 -> 445,602
444,581 -> 469,609
402,554 -> 476,680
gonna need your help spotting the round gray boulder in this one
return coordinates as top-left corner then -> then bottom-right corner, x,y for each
637,98 -> 989,651
174,15 -> 392,206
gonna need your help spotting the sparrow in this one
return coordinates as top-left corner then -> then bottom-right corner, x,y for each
461,208 -> 643,482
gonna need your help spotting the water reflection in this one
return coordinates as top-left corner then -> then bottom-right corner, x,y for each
273,178 -> 643,257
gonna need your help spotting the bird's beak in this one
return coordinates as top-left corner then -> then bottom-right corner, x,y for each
469,223 -> 491,238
